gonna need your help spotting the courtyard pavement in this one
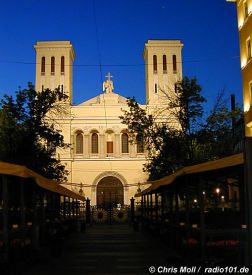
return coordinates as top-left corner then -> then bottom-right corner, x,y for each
24,223 -> 182,275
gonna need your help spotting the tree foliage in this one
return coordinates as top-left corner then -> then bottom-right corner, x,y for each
120,77 -> 243,181
0,83 -> 69,180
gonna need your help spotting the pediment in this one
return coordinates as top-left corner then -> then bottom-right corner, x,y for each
77,92 -> 128,106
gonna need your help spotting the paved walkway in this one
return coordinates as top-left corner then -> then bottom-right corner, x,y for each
25,224 -> 181,275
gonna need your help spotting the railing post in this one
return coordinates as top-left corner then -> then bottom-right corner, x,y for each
32,184 -> 40,252
20,179 -> 26,241
199,174 -> 206,263
86,198 -> 91,224
130,197 -> 135,223
141,196 -> 144,219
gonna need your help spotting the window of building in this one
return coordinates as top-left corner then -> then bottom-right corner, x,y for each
163,55 -> 167,73
42,85 -> 44,92
47,141 -> 56,154
107,142 -> 113,154
173,55 -> 177,73
247,38 -> 251,61
153,55 -> 157,73
41,57 -> 45,74
61,56 -> 65,74
76,132 -> 83,154
61,85 -> 64,92
175,83 -> 178,93
91,133 -> 98,154
106,131 -> 114,154
136,134 -> 144,153
244,0 -> 249,18
154,83 -> 158,94
51,56 -> 55,74
121,133 -> 129,153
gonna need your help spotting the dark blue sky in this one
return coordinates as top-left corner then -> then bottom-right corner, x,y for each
0,0 -> 241,111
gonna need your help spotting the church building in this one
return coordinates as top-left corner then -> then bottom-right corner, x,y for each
34,40 -> 183,206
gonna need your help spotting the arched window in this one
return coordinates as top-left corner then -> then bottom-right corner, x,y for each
91,133 -> 98,154
247,38 -> 251,60
136,134 -> 144,153
172,55 -> 177,73
244,0 -> 249,18
41,57 -> 45,74
76,132 -> 83,154
163,55 -> 167,73
51,56 -> 55,74
121,133 -> 129,153
153,55 -> 157,73
61,56 -> 65,74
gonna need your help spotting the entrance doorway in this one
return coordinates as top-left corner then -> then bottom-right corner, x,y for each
96,176 -> 124,208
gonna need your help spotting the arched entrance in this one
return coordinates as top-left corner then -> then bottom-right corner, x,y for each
96,176 -> 124,208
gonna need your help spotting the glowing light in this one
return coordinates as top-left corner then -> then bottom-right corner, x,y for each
248,4 -> 252,14
202,191 -> 206,195
238,18 -> 244,28
244,102 -> 250,112
193,199 -> 198,203
241,58 -> 247,68
215,188 -> 220,194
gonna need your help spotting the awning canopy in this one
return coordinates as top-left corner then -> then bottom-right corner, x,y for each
0,161 -> 85,201
142,153 -> 243,194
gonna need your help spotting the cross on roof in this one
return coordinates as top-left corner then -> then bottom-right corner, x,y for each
105,72 -> 113,81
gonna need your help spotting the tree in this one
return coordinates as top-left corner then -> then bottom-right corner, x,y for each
0,83 -> 69,181
120,77 -> 206,180
198,90 -> 243,160
162,76 -> 206,163
120,77 -> 243,181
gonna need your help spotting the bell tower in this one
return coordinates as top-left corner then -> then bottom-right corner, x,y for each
143,40 -> 183,106
34,41 -> 75,104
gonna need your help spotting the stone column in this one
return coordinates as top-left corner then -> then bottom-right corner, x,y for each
130,141 -> 136,158
114,134 -> 120,158
84,134 -> 90,158
99,134 -> 105,158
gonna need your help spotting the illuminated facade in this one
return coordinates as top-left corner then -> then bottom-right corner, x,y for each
228,0 -> 252,136
34,40 -> 183,205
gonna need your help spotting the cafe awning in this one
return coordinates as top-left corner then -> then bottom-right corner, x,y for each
142,153 -> 243,194
0,161 -> 85,201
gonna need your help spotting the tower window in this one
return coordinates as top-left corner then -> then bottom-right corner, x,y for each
175,83 -> 178,93
163,55 -> 167,73
121,133 -> 129,153
51,56 -> 55,74
154,83 -> 158,94
76,132 -> 83,154
136,134 -> 144,153
61,85 -> 64,92
41,57 -> 45,75
91,133 -> 98,154
153,55 -> 157,73
42,85 -> 44,92
247,38 -> 251,61
173,55 -> 177,73
61,56 -> 65,74
250,82 -> 252,104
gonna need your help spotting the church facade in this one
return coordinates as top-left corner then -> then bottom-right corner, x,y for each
34,40 -> 183,206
